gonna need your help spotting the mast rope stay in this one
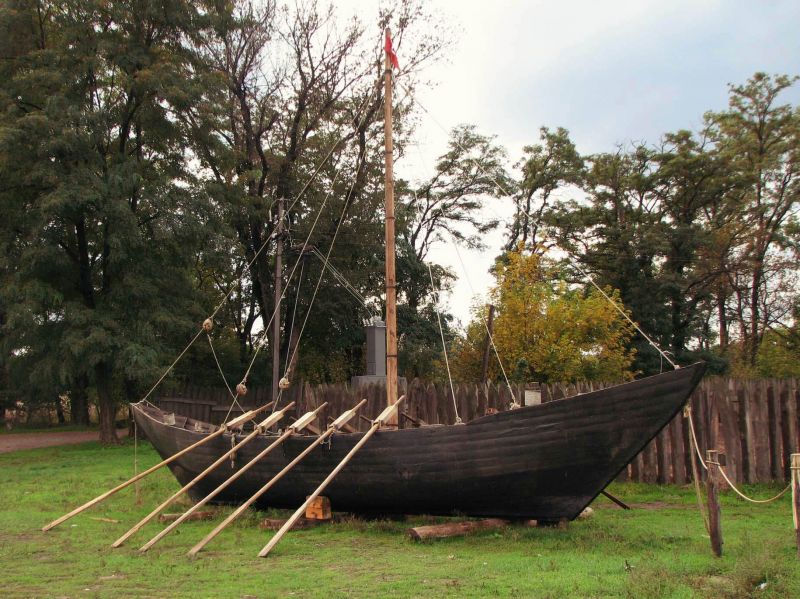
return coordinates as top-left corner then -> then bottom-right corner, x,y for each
278,150 -> 372,405
132,80 -> 382,413
398,78 -> 679,374
428,263 -> 462,423
446,232 -> 520,408
240,79 -> 383,397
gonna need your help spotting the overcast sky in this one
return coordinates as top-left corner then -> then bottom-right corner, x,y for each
340,0 -> 800,326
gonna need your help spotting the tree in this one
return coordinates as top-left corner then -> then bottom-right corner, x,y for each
399,125 -> 510,262
453,248 -> 635,384
0,0 -> 210,442
505,127 -> 584,251
705,73 -> 800,368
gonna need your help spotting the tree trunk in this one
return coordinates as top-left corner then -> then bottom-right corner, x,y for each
717,294 -> 728,350
55,398 -> 65,424
70,374 -> 90,426
95,363 -> 119,445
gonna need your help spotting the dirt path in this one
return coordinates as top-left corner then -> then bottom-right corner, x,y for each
0,431 -> 98,454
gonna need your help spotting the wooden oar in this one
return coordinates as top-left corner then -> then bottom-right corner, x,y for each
258,396 -> 404,557
139,401 -> 329,552
188,399 -> 368,557
111,402 -> 295,548
42,402 -> 273,532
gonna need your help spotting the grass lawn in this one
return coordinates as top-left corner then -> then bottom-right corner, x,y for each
1,440 -> 797,598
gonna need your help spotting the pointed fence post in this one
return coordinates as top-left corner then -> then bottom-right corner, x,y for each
706,449 -> 724,557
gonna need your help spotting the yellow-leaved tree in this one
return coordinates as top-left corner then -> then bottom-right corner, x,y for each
452,249 -> 636,383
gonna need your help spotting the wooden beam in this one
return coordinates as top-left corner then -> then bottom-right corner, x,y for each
42,401 -> 273,531
138,402 -> 324,553
112,402 -> 294,547
600,490 -> 631,510
408,518 -> 508,541
189,400 -> 367,556
257,397 -> 404,557
791,453 -> 799,559
706,449 -> 724,557
383,27 -> 398,425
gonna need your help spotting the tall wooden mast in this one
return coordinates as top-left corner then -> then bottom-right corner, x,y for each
383,28 -> 398,421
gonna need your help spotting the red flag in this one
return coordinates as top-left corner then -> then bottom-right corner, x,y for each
384,30 -> 399,70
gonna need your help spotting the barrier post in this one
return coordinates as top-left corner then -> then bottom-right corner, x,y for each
706,449 -> 724,557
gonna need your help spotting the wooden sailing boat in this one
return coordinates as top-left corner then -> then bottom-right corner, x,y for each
127,29 -> 706,525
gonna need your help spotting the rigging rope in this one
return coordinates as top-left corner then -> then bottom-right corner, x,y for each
240,160 -> 344,386
428,263 -> 462,424
446,231 -> 519,407
279,152 -> 371,405
133,78 -> 382,415
284,259 -> 305,368
398,78 -> 679,374
687,405 -> 790,504
239,78 -> 382,392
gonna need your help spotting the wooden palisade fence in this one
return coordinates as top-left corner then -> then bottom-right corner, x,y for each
154,377 -> 800,485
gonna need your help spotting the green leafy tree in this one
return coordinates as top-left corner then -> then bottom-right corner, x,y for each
0,0 -> 210,441
453,249 -> 635,384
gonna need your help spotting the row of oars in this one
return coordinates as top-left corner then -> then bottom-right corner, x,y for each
42,402 -> 275,532
42,396 -> 404,558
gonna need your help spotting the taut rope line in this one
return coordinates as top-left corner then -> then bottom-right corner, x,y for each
399,78 -> 678,373
134,79 -> 382,412
277,122 -> 376,406
446,232 -> 518,407
428,263 -> 461,424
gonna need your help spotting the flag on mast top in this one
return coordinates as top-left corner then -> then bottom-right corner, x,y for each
385,29 -> 399,70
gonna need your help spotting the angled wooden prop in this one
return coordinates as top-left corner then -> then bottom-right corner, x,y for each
188,399 -> 368,557
41,402 -> 273,532
139,401 -> 329,552
111,402 -> 295,548
258,396 -> 404,558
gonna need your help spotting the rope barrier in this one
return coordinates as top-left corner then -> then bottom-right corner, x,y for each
428,263 -> 462,424
687,405 -> 790,504
710,461 -> 792,504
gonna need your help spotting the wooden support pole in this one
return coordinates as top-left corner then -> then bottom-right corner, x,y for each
792,453 -> 800,559
112,402 -> 294,548
600,489 -> 631,510
42,402 -> 273,532
257,396 -> 404,558
383,27 -> 398,426
189,399 -> 367,557
706,449 -> 724,557
139,402 -> 324,553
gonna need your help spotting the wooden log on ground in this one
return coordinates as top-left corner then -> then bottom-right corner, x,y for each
408,518 -> 509,541
158,511 -> 216,523
260,517 -> 325,531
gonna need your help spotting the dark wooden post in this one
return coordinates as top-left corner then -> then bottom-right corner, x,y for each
792,453 -> 800,559
706,449 -> 724,557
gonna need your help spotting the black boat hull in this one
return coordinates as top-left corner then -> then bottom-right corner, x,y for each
134,363 -> 705,521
